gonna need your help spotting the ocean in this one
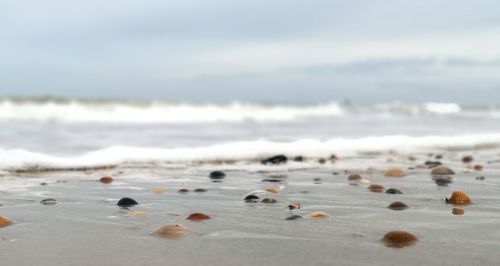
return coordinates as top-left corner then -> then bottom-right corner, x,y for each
1,98 -> 500,170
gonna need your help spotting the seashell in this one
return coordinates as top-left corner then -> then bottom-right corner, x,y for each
446,191 -> 471,205
0,216 -> 13,228
368,184 -> 384,193
408,155 -> 417,161
178,188 -> 189,193
128,211 -> 148,217
152,188 -> 165,194
186,213 -> 211,222
382,231 -> 417,248
359,179 -> 370,184
431,166 -> 455,175
348,174 -> 362,181
384,167 -> 406,177
306,211 -> 329,219
474,165 -> 483,171
462,155 -> 473,163
452,208 -> 464,215
265,188 -> 279,194
99,176 -> 113,184
288,203 -> 301,210
387,202 -> 408,210
153,224 -> 191,239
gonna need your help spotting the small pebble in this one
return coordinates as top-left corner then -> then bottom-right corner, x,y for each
475,176 -> 485,181
462,155 -> 473,163
288,203 -> 301,210
293,156 -> 304,162
385,188 -> 402,194
244,194 -> 260,202
209,171 -> 226,180
261,198 -> 277,204
261,155 -> 287,165
193,188 -> 207,193
40,198 -> 57,205
329,154 -> 338,163
178,188 -> 189,193
285,215 -> 302,221
318,158 -> 326,164
474,165 -> 483,171
265,188 -> 279,194
431,166 -> 455,175
40,182 -> 47,186
313,178 -> 322,184
117,197 -> 138,207
433,176 -> 452,186
348,174 -> 362,182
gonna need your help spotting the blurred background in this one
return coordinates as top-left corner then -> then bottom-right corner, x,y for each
1,0 -> 500,168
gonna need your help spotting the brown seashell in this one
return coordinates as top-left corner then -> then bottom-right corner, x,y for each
431,166 -> 455,175
387,202 -> 408,210
306,211 -> 329,219
446,191 -> 471,205
153,224 -> 191,239
382,231 -> 417,248
266,188 -> 279,194
99,176 -> 113,184
152,188 -> 165,194
186,213 -> 211,222
178,188 -> 189,193
348,174 -> 362,181
368,184 -> 384,193
288,203 -> 301,210
0,216 -> 13,228
462,155 -> 473,163
474,165 -> 483,171
384,168 -> 406,177
408,155 -> 417,161
452,208 -> 464,215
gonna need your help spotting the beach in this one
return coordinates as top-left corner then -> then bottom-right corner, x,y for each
1,148 -> 500,266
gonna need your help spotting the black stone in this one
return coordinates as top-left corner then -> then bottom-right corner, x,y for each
117,197 -> 138,207
385,188 -> 403,194
261,198 -> 277,204
313,178 -> 322,184
293,156 -> 304,162
209,171 -> 226,180
433,176 -> 452,186
194,188 -> 207,192
261,155 -> 288,165
40,198 -> 57,205
476,176 -> 486,180
40,182 -> 47,186
285,215 -> 302,221
244,194 -> 260,202
318,158 -> 326,164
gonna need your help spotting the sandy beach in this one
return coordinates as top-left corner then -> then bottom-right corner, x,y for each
1,150 -> 499,266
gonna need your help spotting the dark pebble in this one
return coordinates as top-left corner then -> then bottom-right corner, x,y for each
313,178 -> 322,184
435,154 -> 443,159
209,171 -> 226,180
40,182 -> 47,186
293,156 -> 304,162
476,176 -> 485,180
433,176 -> 452,186
329,154 -> 338,162
385,188 -> 403,194
318,158 -> 326,164
425,161 -> 442,168
261,198 -> 277,203
194,188 -> 207,193
462,155 -> 473,163
40,198 -> 57,205
261,155 -> 288,165
117,197 -> 138,207
285,215 -> 302,221
244,194 -> 260,202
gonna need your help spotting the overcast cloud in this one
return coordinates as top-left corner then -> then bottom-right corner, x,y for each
1,0 -> 500,104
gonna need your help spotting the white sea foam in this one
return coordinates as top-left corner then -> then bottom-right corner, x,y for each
0,99 -> 343,123
1,134 -> 499,170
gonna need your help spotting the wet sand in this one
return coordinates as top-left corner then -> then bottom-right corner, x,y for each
1,152 -> 500,266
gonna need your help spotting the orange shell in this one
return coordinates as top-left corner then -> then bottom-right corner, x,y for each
368,184 -> 385,192
152,188 -> 165,194
99,176 -> 113,184
383,231 -> 417,248
384,168 -> 406,177
153,224 -> 191,239
0,216 -> 13,228
186,213 -> 211,222
266,188 -> 279,194
306,211 -> 329,219
447,191 -> 471,205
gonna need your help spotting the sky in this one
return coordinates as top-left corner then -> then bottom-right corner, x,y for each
2,0 -> 500,104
